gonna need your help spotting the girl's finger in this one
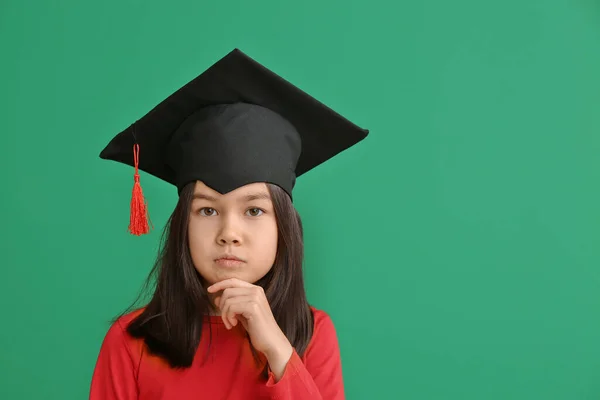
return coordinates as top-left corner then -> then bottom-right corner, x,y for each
217,287 -> 254,313
226,300 -> 261,324
221,296 -> 255,329
216,288 -> 252,328
207,278 -> 255,293
219,287 -> 253,302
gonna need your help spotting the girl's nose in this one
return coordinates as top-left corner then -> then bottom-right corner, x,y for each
216,216 -> 242,245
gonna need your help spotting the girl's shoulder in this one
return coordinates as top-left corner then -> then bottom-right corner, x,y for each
117,307 -> 145,324
304,306 -> 341,359
102,307 -> 147,349
96,308 -> 147,366
108,307 -> 146,336
307,306 -> 339,338
308,305 -> 334,326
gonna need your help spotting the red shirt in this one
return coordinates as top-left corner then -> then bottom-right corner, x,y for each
90,307 -> 344,399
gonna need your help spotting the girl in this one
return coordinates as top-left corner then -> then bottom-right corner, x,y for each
90,48 -> 368,399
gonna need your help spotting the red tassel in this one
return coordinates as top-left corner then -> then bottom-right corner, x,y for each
129,144 -> 151,235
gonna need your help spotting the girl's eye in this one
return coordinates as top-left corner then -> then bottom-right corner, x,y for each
199,207 -> 217,216
246,208 -> 264,217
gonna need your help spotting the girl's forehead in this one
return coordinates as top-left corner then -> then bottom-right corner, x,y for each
193,181 -> 271,201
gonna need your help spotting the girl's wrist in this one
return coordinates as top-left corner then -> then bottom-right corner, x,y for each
264,337 -> 294,381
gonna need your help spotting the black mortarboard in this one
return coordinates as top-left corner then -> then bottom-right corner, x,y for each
100,48 -> 369,235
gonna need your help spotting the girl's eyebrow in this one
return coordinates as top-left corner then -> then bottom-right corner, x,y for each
192,192 -> 271,202
241,192 -> 271,202
192,193 -> 218,202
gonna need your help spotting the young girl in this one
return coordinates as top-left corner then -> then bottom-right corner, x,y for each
90,48 -> 369,399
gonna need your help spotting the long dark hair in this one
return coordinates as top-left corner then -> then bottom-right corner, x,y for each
113,181 -> 313,371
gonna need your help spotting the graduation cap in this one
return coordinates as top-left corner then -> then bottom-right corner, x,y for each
100,48 -> 369,235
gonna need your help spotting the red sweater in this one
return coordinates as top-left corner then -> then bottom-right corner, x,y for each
90,307 -> 344,399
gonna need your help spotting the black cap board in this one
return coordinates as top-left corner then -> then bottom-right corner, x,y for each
99,48 -> 369,234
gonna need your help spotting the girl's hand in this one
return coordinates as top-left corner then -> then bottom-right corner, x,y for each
207,278 -> 293,378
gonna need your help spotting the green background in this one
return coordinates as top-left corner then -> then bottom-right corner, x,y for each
1,0 -> 599,399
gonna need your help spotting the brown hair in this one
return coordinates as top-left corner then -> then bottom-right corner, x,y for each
113,181 -> 313,371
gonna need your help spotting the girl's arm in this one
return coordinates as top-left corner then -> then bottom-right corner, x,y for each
89,319 -> 138,400
208,278 -> 345,399
263,309 -> 345,400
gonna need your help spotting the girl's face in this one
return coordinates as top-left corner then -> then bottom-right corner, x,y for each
188,181 -> 278,286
